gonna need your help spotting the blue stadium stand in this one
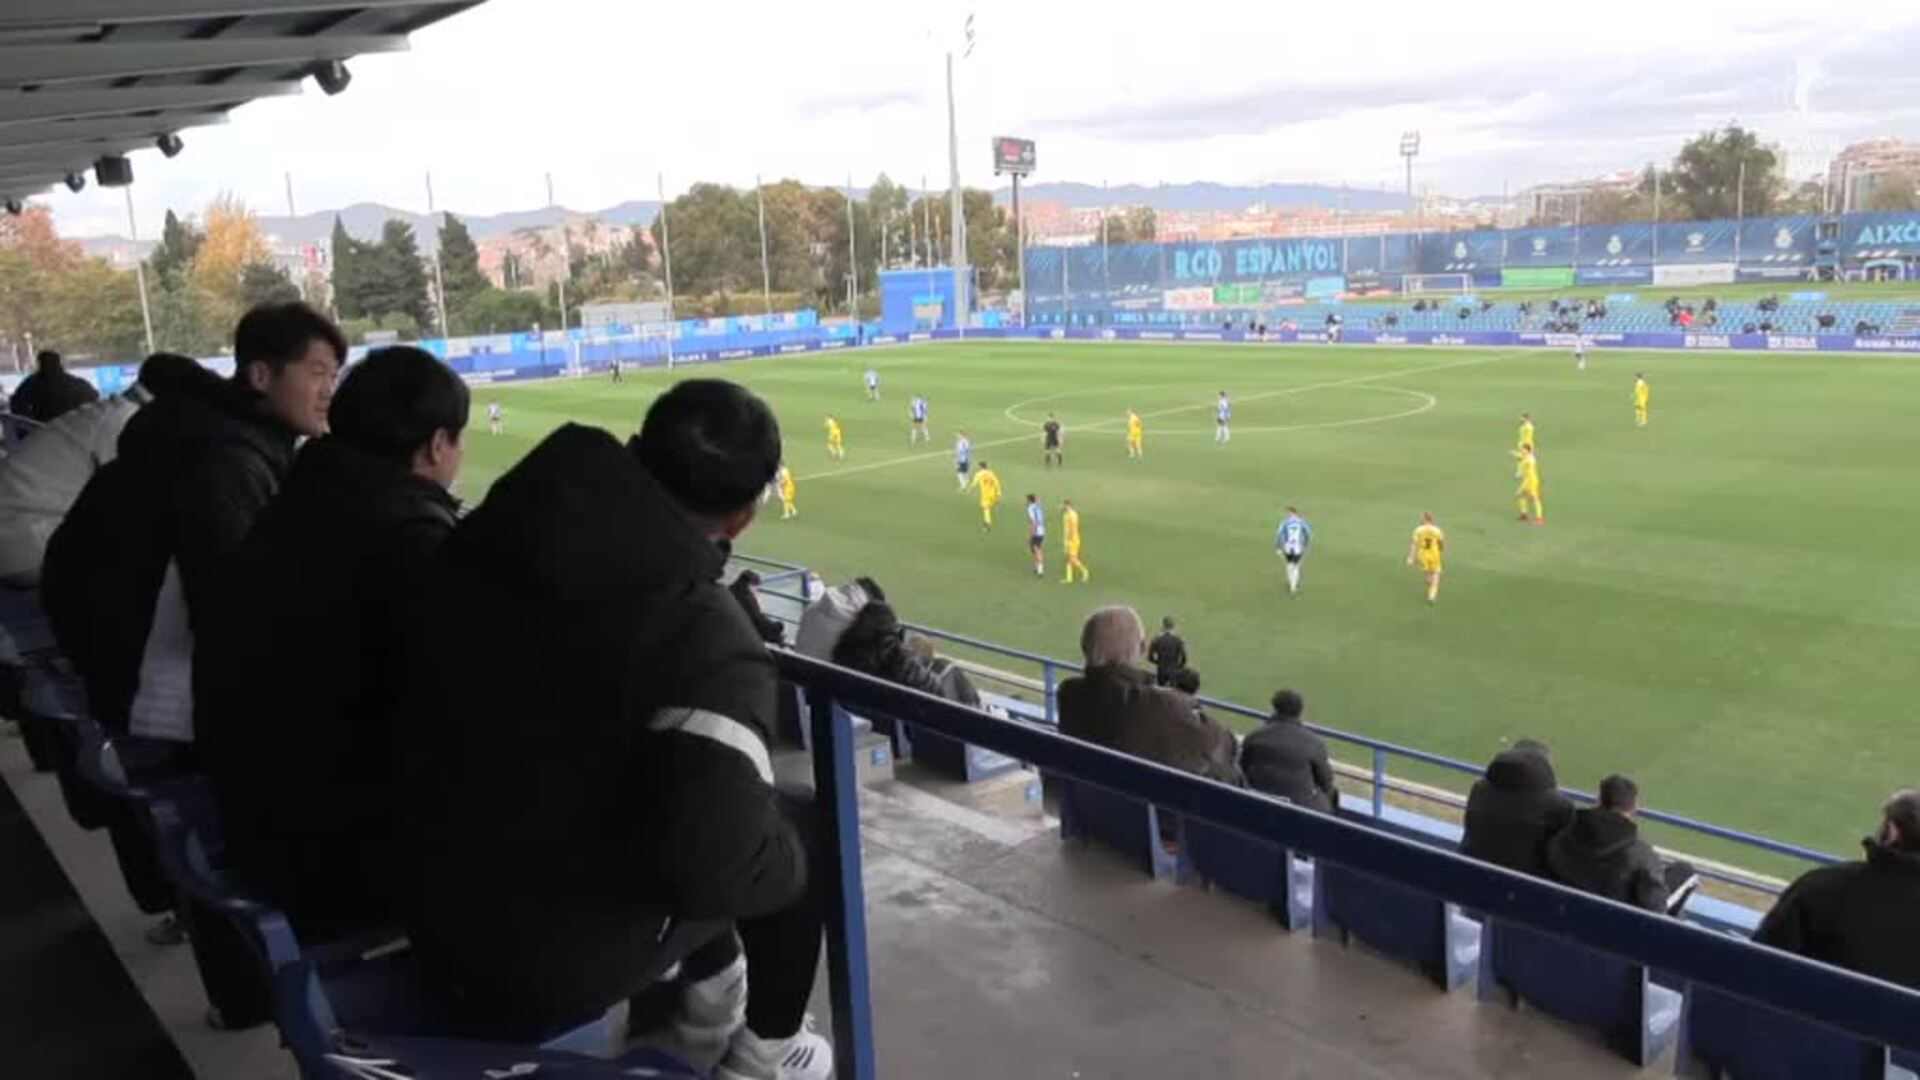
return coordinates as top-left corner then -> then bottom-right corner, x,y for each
1051,773 -> 1186,882
1478,918 -> 1682,1066
1312,858 -> 1482,990
1677,983 -> 1920,1079
1181,814 -> 1314,930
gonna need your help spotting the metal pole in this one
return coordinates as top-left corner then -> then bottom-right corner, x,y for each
547,172 -> 568,335
922,175 -> 933,267
756,173 -> 773,317
946,51 -> 966,334
657,173 -> 676,367
846,174 -> 858,318
1013,172 -> 1024,325
426,171 -> 449,339
124,187 -> 155,356
1735,159 -> 1747,265
1652,169 -> 1661,262
283,171 -> 306,304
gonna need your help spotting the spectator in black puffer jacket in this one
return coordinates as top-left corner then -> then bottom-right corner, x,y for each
8,350 -> 98,424
1461,740 -> 1573,879
197,347 -> 465,942
1239,689 -> 1335,812
1754,790 -> 1920,990
832,598 -> 979,707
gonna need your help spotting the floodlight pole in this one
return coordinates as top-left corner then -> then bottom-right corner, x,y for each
124,187 -> 155,356
546,172 -> 567,336
426,171 -> 449,340
1400,131 -> 1421,257
756,173 -> 773,317
946,51 -> 966,337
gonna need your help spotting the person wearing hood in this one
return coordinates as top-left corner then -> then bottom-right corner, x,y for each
832,596 -> 980,708
195,346 -> 464,940
0,353 -> 208,586
1754,790 -> 1920,989
396,379 -> 831,1080
1545,774 -> 1685,913
1461,739 -> 1574,878
42,302 -> 342,745
8,349 -> 99,424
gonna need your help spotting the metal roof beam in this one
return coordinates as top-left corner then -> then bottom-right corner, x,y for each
0,138 -> 151,166
0,82 -> 299,125
0,0 -> 449,28
0,109 -> 228,148
0,35 -> 406,86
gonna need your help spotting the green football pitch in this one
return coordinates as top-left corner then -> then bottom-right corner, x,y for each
458,341 -> 1920,869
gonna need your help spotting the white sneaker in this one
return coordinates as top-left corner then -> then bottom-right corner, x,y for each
714,1016 -> 834,1080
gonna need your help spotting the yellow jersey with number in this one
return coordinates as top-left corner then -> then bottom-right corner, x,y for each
1127,414 -> 1143,440
1412,523 -> 1446,569
974,469 -> 1001,505
826,419 -> 842,442
1518,420 -> 1535,450
1063,507 -> 1081,550
778,468 -> 795,500
1516,452 -> 1540,491
1634,380 -> 1650,408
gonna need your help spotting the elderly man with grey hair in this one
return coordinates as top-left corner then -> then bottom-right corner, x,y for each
1056,605 -> 1241,785
1753,788 -> 1920,989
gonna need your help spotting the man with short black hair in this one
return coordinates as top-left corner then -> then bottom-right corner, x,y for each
44,301 -> 343,744
8,349 -> 99,424
1148,615 -> 1186,687
1461,739 -> 1574,878
399,378 -> 830,1080
1754,790 -> 1920,989
1239,689 -> 1337,812
198,346 -> 465,939
1547,774 -> 1696,914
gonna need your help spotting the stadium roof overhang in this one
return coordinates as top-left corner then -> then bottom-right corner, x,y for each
0,0 -> 485,208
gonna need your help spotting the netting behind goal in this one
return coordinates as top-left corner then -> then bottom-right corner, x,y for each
569,323 -> 677,373
1402,273 -> 1472,295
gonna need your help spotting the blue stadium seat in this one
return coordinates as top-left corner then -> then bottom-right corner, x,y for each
1182,815 -> 1313,929
1311,859 -> 1480,990
1476,918 -> 1681,1066
1052,775 -> 1185,881
274,960 -> 698,1080
1676,983 -> 1920,1079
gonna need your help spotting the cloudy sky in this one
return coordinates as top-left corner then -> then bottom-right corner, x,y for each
43,0 -> 1920,236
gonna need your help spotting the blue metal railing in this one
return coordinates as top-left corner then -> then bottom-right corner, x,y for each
735,553 -> 1838,894
786,650 -> 1920,1080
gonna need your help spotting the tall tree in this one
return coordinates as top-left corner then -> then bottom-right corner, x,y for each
649,183 -> 759,297
149,209 -> 203,283
364,219 -> 432,327
1664,125 -> 1781,221
192,194 -> 270,291
329,216 -> 373,319
1778,179 -> 1829,215
1863,171 -> 1919,213
238,261 -> 301,308
866,174 -> 910,269
436,213 -> 489,313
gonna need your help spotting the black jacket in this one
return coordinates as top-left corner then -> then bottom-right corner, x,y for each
1058,663 -> 1241,786
197,439 -> 458,940
1147,631 -> 1186,683
832,601 -> 980,707
9,367 -> 98,424
1461,749 -> 1574,878
1239,715 -> 1337,812
397,424 -> 804,1036
42,376 -> 296,733
1546,807 -> 1669,912
1753,839 -> 1920,990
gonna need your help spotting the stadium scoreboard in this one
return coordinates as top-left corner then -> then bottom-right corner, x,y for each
993,136 -> 1036,176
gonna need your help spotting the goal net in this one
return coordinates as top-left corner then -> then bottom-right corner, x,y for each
568,321 -> 678,374
1402,273 -> 1473,296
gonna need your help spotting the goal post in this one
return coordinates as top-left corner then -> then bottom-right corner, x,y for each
1401,273 -> 1473,296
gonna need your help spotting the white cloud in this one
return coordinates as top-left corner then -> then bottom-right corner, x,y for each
35,0 -> 1920,237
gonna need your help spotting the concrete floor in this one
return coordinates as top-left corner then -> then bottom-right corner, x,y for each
3,733 -> 1651,1079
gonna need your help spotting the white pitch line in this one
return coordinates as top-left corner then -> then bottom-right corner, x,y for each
798,349 -> 1525,483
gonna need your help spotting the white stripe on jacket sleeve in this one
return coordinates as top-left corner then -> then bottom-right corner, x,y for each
649,707 -> 774,784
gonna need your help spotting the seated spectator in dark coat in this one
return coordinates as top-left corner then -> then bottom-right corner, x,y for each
396,379 -> 831,1079
1546,775 -> 1694,914
197,346 -> 465,940
1754,790 -> 1920,989
834,597 -> 979,708
1238,689 -> 1336,812
1058,606 -> 1240,785
1461,739 -> 1573,878
44,303 -> 341,743
8,350 -> 99,424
